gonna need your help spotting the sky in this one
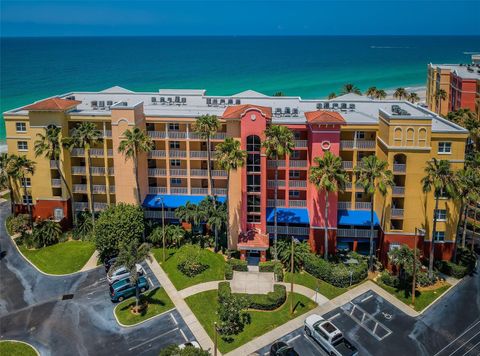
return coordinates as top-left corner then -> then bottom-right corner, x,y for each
1,0 -> 480,37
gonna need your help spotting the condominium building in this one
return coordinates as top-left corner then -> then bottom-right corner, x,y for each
427,56 -> 480,115
4,87 -> 468,262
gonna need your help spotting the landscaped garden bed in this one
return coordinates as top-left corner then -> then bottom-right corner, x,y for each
284,271 -> 349,299
0,340 -> 38,356
114,287 -> 175,326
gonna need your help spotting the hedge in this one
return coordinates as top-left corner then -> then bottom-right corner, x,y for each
225,263 -> 233,280
259,260 -> 284,282
436,261 -> 469,279
304,253 -> 367,288
218,282 -> 287,311
228,258 -> 248,271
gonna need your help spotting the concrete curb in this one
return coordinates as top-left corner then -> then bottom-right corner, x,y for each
0,339 -> 41,356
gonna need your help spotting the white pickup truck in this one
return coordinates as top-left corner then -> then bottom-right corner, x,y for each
304,314 -> 358,356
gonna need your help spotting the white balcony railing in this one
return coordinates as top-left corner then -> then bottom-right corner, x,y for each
144,210 -> 177,219
355,202 -> 372,210
355,140 -> 376,150
267,160 -> 286,168
289,200 -> 307,207
392,186 -> 405,195
212,170 -> 228,177
342,161 -> 353,170
267,199 -> 286,207
147,131 -> 167,139
191,187 -> 209,195
340,140 -> 354,149
51,179 -> 62,188
289,180 -> 307,188
267,180 -> 286,188
50,160 -> 57,169
393,164 -> 406,173
337,229 -> 378,238
70,148 -> 112,157
190,151 -> 216,159
337,201 -> 351,210
170,169 -> 187,177
191,169 -> 208,177
169,150 -> 187,158
73,184 -> 87,193
148,186 -> 167,194
170,187 -> 188,194
149,150 -> 166,158
148,168 -> 167,177
212,188 -> 227,196
74,202 -> 108,212
289,160 -> 308,168
267,225 -> 310,236
294,140 -> 308,148
168,132 -> 188,139
391,208 -> 404,218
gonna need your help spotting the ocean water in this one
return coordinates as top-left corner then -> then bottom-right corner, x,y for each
1,36 -> 479,141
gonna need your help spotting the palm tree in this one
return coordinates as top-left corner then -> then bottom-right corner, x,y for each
263,125 -> 295,260
341,84 -> 362,95
366,87 -> 377,98
374,89 -> 387,100
193,115 -> 220,195
393,88 -> 408,100
355,155 -> 394,271
388,244 -> 417,289
328,92 -> 337,100
175,201 -> 207,232
63,122 -> 102,226
435,89 -> 447,114
215,138 -> 247,243
34,125 -> 76,225
455,168 -> 477,249
421,159 -> 455,277
112,239 -> 151,310
11,155 -> 36,226
0,153 -> 17,214
407,92 -> 420,103
446,109 -> 480,151
165,225 -> 185,247
118,127 -> 153,205
309,151 -> 349,259
201,196 -> 227,251
276,239 -> 311,272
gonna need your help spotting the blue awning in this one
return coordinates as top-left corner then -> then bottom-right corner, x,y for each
337,210 -> 379,227
143,194 -> 225,209
266,208 -> 310,224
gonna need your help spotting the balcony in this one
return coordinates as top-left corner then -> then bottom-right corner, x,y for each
73,184 -> 115,194
169,150 -> 187,158
50,160 -> 57,169
74,202 -> 108,212
393,164 -> 406,173
189,132 -> 226,140
289,160 -> 308,168
70,148 -> 112,157
170,187 -> 188,194
345,183 -> 353,191
144,210 -> 177,219
148,131 -> 228,141
337,229 -> 378,238
148,168 -> 167,177
170,169 -> 188,177
71,166 -> 114,175
149,186 -> 167,194
289,200 -> 307,207
391,208 -> 404,218
355,202 -> 372,210
191,187 -> 209,195
267,225 -> 310,236
212,188 -> 227,196
51,179 -> 62,188
267,180 -> 286,188
212,170 -> 227,177
340,140 -> 376,150
190,151 -> 216,159
338,201 -> 351,210
190,169 -> 208,177
267,199 -> 286,207
392,186 -> 405,196
267,160 -> 286,168
168,132 -> 188,139
148,150 -> 166,158
147,131 -> 167,139
294,140 -> 308,148
342,161 -> 353,170
340,140 -> 354,150
289,180 -> 307,188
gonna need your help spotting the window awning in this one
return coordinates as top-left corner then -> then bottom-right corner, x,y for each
142,194 -> 225,209
266,208 -> 310,225
337,209 -> 379,227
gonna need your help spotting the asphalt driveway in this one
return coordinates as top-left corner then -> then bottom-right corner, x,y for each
0,202 -> 196,355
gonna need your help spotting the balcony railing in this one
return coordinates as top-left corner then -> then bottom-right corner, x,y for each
169,150 -> 187,158
170,169 -> 188,177
212,170 -> 227,177
340,140 -> 354,149
147,131 -> 167,139
190,169 -> 208,177
149,150 -> 166,158
149,186 -> 167,194
74,184 -> 114,194
170,187 -> 188,194
338,201 -> 351,210
70,148 -> 112,157
345,183 -> 353,191
189,132 -> 226,140
289,160 -> 308,168
51,179 -> 62,188
191,187 -> 209,195
337,229 -> 378,238
340,140 -> 376,150
294,140 -> 308,148
289,180 -> 307,188
74,202 -> 108,212
50,160 -> 57,169
168,132 -> 188,139
212,188 -> 227,196
391,208 -> 404,218
267,225 -> 310,236
190,151 -> 216,159
71,166 -> 113,175
392,186 -> 405,196
148,168 -> 167,177
393,164 -> 406,173
342,161 -> 353,170
73,184 -> 87,193
267,160 -> 286,168
267,180 -> 286,188
355,202 -> 372,210
144,210 -> 177,219
267,199 -> 286,207
148,131 -> 228,140
289,200 -> 307,207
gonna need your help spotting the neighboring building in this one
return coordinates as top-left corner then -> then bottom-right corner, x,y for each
427,55 -> 480,115
4,87 -> 468,262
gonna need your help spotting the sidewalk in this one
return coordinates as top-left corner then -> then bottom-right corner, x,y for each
278,282 -> 329,304
80,250 -> 99,271
146,256 -> 219,355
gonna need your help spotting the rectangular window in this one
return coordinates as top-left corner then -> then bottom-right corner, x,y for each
247,215 -> 261,223
289,190 -> 300,198
434,231 -> 445,242
170,159 -> 181,167
171,178 -> 182,185
54,208 -> 64,221
355,192 -> 363,199
247,154 -> 261,172
434,209 -> 447,221
21,178 -> 31,187
247,175 -> 261,192
355,131 -> 365,139
98,101 -> 105,107
289,170 -> 300,179
170,141 -> 180,149
247,195 -> 261,213
22,195 -> 33,204
291,150 -> 300,159
17,141 -> 28,151
169,123 -> 180,131
438,142 -> 452,154
294,131 -> 301,140
16,122 -> 27,132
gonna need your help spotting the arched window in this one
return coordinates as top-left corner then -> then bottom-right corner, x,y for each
418,128 -> 427,147
394,127 -> 403,146
406,128 -> 415,146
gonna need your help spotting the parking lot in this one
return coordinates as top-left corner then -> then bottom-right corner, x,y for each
433,318 -> 480,356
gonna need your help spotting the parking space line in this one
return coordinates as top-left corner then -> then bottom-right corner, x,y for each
170,313 -> 178,326
343,302 -> 392,341
303,334 -> 326,354
179,328 -> 188,342
128,327 -> 179,351
433,319 -> 480,356
285,334 -> 301,344
147,277 -> 154,287
449,330 -> 480,356
463,340 -> 480,356
329,312 -> 341,321
360,294 -> 373,303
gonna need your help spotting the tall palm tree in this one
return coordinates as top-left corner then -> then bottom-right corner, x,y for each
201,196 -> 227,251
11,155 -> 36,226
366,87 -> 377,98
455,168 -> 478,249
446,108 -> 480,151
215,138 -> 247,243
193,115 -> 220,195
63,122 -> 103,226
407,92 -> 420,103
374,89 -> 387,100
263,125 -> 295,260
355,155 -> 394,271
435,89 -> 447,114
112,239 -> 151,309
34,125 -> 76,225
0,153 -> 17,214
309,151 -> 349,259
421,159 -> 455,277
328,92 -> 337,100
393,88 -> 408,100
341,84 -> 362,95
118,127 -> 153,205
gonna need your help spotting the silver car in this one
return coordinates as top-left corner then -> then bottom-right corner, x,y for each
107,264 -> 144,285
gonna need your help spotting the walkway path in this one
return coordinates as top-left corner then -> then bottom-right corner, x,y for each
278,282 -> 329,304
178,281 -> 222,299
80,250 -> 99,272
146,256 -> 219,355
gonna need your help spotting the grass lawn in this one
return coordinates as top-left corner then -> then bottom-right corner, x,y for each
152,246 -> 225,290
284,271 -> 349,300
185,290 -> 317,353
376,281 -> 451,312
115,287 -> 175,326
0,341 -> 37,356
19,240 -> 95,275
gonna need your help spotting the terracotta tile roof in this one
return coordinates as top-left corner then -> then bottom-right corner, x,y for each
237,229 -> 269,249
222,104 -> 272,120
304,110 -> 346,125
23,97 -> 82,111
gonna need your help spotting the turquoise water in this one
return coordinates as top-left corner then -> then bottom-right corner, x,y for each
1,36 -> 479,141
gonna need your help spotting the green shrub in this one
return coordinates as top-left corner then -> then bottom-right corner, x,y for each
31,220 -> 62,248
416,271 -> 437,287
225,263 -> 233,280
274,263 -> 284,282
177,253 -> 209,277
436,260 -> 469,279
259,261 -> 277,272
379,272 -> 400,288
218,282 -> 286,311
456,247 -> 477,273
218,281 -> 231,302
6,214 -> 29,236
228,258 -> 248,271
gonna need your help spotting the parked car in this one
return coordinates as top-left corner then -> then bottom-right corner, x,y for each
107,264 -> 144,285
270,341 -> 299,356
109,276 -> 149,302
178,341 -> 201,350
304,314 -> 358,356
103,257 -> 117,273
